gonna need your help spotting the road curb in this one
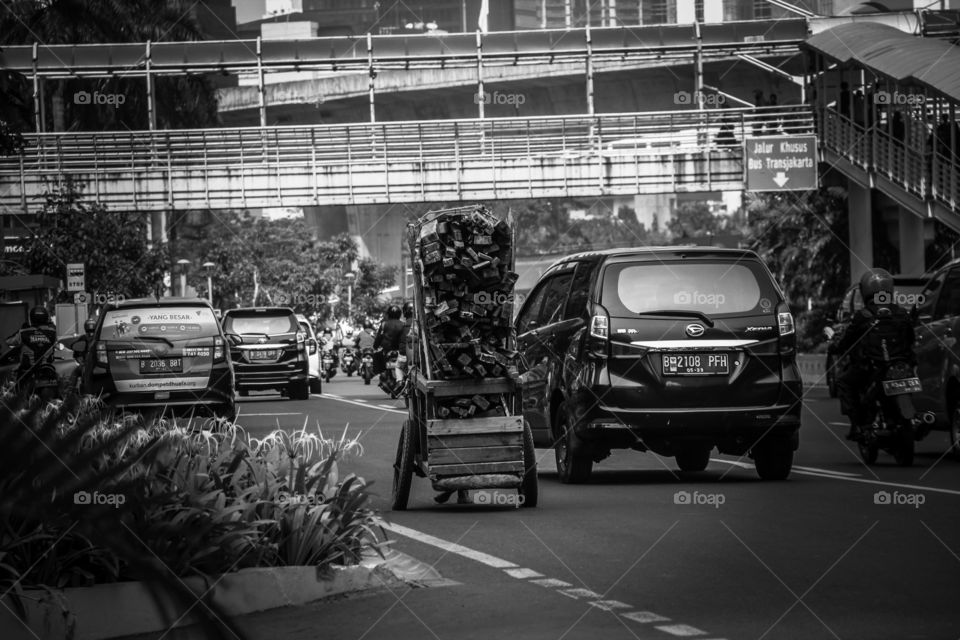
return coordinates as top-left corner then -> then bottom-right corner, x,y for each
1,549 -> 444,640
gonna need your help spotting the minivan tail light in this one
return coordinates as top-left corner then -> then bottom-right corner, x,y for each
213,336 -> 225,363
590,314 -> 609,339
777,308 -> 795,336
95,341 -> 109,367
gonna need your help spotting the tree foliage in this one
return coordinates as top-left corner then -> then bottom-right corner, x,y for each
178,214 -> 395,321
744,187 -> 850,310
5,179 -> 169,300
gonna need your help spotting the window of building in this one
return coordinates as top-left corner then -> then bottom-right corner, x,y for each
695,0 -> 704,22
642,0 -> 675,25
753,0 -> 772,19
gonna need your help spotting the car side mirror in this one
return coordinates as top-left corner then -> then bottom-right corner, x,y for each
72,338 -> 88,359
308,338 -> 317,355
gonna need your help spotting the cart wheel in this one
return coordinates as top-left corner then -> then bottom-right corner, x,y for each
519,420 -> 538,508
392,419 -> 416,511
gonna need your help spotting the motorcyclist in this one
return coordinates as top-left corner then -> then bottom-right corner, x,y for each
835,269 -> 917,440
400,301 -> 415,360
6,306 -> 58,389
374,305 -> 405,354
83,317 -> 97,338
355,323 -> 376,352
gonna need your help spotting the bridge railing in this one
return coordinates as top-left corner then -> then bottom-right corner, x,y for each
9,106 -> 814,175
820,108 -> 959,212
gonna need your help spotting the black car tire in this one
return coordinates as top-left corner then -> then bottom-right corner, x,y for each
753,438 -> 793,480
392,420 -> 415,511
554,401 -> 592,484
519,420 -> 539,508
310,377 -> 322,394
215,399 -> 238,422
949,406 -> 960,461
675,446 -> 711,472
289,380 -> 310,401
826,354 -> 838,398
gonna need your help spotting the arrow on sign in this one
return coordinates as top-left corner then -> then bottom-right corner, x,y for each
772,172 -> 790,188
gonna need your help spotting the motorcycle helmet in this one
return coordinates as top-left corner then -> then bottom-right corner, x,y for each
29,306 -> 50,327
402,301 -> 414,319
859,268 -> 895,307
83,318 -> 97,336
387,305 -> 402,320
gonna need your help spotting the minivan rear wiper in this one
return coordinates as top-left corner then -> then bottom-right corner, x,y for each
637,310 -> 715,328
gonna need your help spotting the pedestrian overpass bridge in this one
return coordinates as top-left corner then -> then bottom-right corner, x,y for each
0,106 -> 813,211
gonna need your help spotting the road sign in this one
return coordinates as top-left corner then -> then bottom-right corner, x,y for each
66,263 -> 86,292
744,135 -> 818,191
73,291 -> 90,305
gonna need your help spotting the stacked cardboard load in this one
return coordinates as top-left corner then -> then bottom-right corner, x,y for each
409,206 -> 520,417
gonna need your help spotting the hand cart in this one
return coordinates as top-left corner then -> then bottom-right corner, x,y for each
391,207 -> 538,510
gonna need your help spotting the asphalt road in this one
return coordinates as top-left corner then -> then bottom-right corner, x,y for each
228,374 -> 960,640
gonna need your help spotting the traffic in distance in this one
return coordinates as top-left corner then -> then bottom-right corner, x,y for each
5,247 -> 955,479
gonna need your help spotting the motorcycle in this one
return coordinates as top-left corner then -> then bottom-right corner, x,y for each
378,350 -> 406,399
360,348 -> 375,385
321,350 -> 338,383
18,362 -> 60,402
340,348 -> 358,376
853,358 -> 935,466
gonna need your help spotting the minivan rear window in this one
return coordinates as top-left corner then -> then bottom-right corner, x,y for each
601,261 -> 770,317
101,306 -> 220,340
224,313 -> 298,335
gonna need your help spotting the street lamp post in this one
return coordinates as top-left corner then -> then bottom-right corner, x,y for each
202,261 -> 215,305
176,259 -> 191,297
343,272 -> 356,322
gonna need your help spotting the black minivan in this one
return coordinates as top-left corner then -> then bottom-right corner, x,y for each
515,247 -> 802,482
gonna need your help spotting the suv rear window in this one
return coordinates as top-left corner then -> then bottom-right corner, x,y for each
100,306 -> 220,340
601,260 -> 771,317
224,312 -> 298,335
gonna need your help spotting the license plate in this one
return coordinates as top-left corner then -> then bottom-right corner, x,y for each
140,358 -> 183,373
882,377 -> 922,396
662,353 -> 729,376
248,349 -> 278,361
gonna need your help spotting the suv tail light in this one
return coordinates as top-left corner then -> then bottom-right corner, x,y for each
213,336 -> 226,363
95,341 -> 109,367
589,306 -> 610,356
777,303 -> 796,354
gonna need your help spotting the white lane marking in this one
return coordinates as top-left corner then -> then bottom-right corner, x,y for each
378,404 -> 400,409
656,624 -> 708,636
530,578 -> 572,588
239,412 -> 303,417
387,521 -> 715,636
712,459 -> 960,497
355,398 -> 369,402
504,568 -> 544,579
323,393 -> 341,398
317,394 -> 407,415
589,600 -> 632,611
623,612 -> 670,624
710,458 -> 753,469
829,421 -> 848,427
383,522 -> 518,569
793,465 -> 860,477
558,588 -> 603,600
